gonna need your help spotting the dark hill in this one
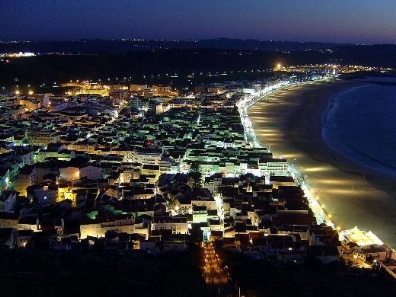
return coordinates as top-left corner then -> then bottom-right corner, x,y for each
1,47 -> 334,86
1,43 -> 396,88
0,38 -> 340,54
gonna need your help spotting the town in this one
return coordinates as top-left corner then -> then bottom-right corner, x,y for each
1,67 -> 396,295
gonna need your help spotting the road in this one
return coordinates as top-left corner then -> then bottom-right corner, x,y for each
201,242 -> 235,296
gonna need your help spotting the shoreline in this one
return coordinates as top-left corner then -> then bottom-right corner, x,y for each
249,79 -> 396,248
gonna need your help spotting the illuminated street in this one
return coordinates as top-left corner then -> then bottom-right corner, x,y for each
237,81 -> 291,147
201,242 -> 234,295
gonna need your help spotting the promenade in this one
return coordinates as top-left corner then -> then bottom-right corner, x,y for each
237,78 -> 336,227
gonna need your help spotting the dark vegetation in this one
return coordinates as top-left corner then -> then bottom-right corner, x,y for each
4,244 -> 395,297
216,246 -> 396,297
0,247 -> 209,297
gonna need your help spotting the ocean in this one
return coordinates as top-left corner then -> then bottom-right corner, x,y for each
322,82 -> 396,179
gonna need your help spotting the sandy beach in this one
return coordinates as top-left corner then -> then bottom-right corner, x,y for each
249,79 -> 396,248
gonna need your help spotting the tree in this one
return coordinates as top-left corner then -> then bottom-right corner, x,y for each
105,229 -> 118,240
188,161 -> 202,190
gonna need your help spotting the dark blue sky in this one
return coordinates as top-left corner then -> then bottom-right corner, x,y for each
1,0 -> 395,44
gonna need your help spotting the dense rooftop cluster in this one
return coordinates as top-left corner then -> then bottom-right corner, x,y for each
0,74 -> 390,280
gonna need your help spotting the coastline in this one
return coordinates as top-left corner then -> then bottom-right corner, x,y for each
249,79 -> 396,248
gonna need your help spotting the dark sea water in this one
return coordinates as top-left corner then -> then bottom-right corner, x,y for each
322,82 -> 396,179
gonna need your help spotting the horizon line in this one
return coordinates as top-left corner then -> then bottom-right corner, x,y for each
0,37 -> 383,46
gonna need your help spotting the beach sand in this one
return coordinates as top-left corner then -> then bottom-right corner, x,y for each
249,79 -> 396,247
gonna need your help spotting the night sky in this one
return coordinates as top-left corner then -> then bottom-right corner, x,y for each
0,0 -> 395,44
